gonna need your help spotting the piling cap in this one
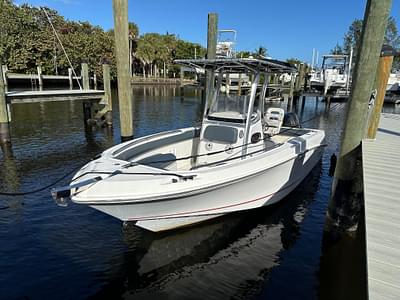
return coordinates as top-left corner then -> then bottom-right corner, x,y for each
380,44 -> 397,57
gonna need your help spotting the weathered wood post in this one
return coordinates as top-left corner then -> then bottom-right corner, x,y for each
81,63 -> 92,126
81,63 -> 90,90
82,101 -> 93,127
1,65 -> 8,92
93,73 -> 97,90
113,0 -> 134,141
326,0 -> 392,238
237,73 -> 242,96
295,63 -> 306,93
68,68 -> 73,89
103,64 -> 113,126
205,13 -> 218,106
0,63 -> 11,146
367,45 -> 396,138
37,65 -> 43,91
180,66 -> 184,101
287,72 -> 295,112
294,63 -> 305,105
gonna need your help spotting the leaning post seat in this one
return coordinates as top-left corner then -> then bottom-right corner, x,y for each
264,108 -> 285,136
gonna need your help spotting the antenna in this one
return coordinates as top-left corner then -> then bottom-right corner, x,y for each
42,7 -> 82,90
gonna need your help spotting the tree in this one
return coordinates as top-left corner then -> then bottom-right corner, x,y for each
340,17 -> 400,68
256,46 -> 268,57
236,51 -> 252,58
286,58 -> 302,66
0,2 -> 115,77
0,1 -> 208,79
330,43 -> 344,55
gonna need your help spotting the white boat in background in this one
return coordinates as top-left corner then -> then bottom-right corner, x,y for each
385,71 -> 400,104
310,54 -> 352,95
216,29 -> 237,59
386,72 -> 400,92
52,58 -> 325,232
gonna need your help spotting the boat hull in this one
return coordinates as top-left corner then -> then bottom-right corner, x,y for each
89,146 -> 323,232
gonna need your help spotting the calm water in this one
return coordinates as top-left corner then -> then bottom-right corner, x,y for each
0,86 -> 399,300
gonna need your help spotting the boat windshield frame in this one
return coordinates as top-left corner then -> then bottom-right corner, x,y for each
175,58 -> 296,124
321,55 -> 348,73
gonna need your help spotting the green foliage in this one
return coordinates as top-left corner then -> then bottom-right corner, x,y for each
236,51 -> 252,58
330,43 -> 344,55
337,17 -> 400,69
0,1 -> 206,78
256,46 -> 268,57
236,47 -> 268,59
286,58 -> 302,66
0,1 -> 115,77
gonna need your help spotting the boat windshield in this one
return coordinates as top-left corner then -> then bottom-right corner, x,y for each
208,85 -> 258,123
322,57 -> 347,74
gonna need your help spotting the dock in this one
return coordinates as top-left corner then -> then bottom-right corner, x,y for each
362,113 -> 400,299
6,89 -> 105,104
0,63 -> 113,145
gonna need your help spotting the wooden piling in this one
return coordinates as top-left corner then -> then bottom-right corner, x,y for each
0,63 -> 11,146
113,0 -> 134,141
82,101 -> 92,127
367,45 -> 395,138
205,13 -> 218,105
93,73 -> 97,90
287,72 -> 295,111
1,65 -> 8,92
81,63 -> 89,90
294,63 -> 304,92
237,73 -> 242,95
102,64 -> 113,126
68,68 -> 73,89
37,66 -> 43,91
326,0 -> 392,237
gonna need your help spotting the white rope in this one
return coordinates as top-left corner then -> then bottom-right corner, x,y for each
41,7 -> 82,90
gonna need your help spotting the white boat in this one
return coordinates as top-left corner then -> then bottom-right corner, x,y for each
386,71 -> 400,93
216,29 -> 237,59
52,58 -> 325,232
310,54 -> 351,95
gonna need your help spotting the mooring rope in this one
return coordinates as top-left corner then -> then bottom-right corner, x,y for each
0,164 -> 81,196
0,103 -> 339,200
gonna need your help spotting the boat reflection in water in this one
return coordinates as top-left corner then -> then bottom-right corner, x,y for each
89,160 -> 322,300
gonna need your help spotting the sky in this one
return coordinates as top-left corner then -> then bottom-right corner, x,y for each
14,0 -> 400,64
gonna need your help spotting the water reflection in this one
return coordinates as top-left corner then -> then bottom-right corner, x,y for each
0,146 -> 22,214
89,161 -> 322,300
1,86 -> 399,300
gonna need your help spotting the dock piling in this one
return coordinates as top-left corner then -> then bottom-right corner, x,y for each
1,65 -> 8,92
102,64 -> 113,126
287,72 -> 295,112
113,0 -> 134,141
81,63 -> 89,90
82,101 -> 93,127
205,13 -> 218,106
180,66 -> 184,101
367,45 -> 396,138
326,0 -> 392,238
68,68 -> 73,89
37,66 -> 43,91
0,63 -> 11,146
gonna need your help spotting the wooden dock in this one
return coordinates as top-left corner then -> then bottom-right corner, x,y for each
6,89 -> 105,104
362,113 -> 400,299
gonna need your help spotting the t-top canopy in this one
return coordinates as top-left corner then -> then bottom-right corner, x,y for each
174,58 -> 296,74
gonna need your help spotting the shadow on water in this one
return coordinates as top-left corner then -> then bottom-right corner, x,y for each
318,213 -> 368,300
87,160 -> 323,300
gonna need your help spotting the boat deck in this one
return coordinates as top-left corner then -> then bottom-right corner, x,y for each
362,113 -> 400,299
